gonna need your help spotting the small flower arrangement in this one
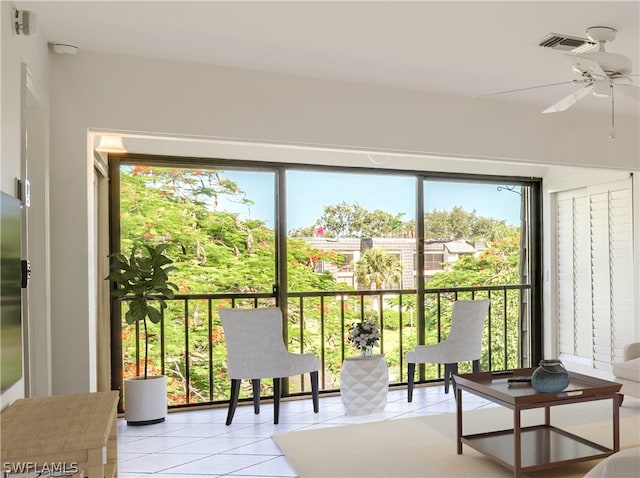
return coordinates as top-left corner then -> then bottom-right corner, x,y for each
347,318 -> 380,353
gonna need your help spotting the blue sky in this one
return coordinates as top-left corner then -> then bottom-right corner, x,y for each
219,170 -> 522,230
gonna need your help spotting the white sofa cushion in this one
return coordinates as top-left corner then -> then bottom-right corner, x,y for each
584,448 -> 640,477
613,357 -> 640,382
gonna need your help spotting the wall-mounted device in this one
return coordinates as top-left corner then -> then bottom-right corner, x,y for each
13,8 -> 36,36
16,178 -> 31,207
21,260 -> 31,288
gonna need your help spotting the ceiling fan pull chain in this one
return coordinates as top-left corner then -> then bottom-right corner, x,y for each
609,84 -> 616,140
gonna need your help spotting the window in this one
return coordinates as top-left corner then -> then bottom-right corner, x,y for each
425,252 -> 444,271
337,251 -> 356,272
556,179 -> 634,371
109,154 -> 542,405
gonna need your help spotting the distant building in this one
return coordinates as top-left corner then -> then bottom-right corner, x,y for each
304,237 -> 483,288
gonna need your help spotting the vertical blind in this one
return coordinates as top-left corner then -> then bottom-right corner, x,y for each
556,178 -> 634,372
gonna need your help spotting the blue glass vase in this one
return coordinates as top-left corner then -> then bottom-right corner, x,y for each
531,359 -> 570,393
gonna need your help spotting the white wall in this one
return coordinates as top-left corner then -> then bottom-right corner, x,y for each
53,51 -> 639,169
47,50 -> 639,394
1,25 -> 637,399
0,0 -> 50,409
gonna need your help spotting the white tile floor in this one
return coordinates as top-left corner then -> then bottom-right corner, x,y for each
117,385 -> 496,477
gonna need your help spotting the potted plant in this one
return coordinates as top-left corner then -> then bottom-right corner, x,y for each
347,317 -> 381,356
107,242 -> 178,425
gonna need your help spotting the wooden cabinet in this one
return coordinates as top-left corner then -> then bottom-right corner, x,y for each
1,391 -> 119,477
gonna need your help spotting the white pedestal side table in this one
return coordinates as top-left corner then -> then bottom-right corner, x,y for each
340,354 -> 389,415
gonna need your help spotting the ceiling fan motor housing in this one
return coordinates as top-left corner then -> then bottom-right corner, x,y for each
586,26 -> 617,43
580,51 -> 632,75
581,26 -> 632,76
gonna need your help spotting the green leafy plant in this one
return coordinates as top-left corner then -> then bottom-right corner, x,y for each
107,243 -> 178,379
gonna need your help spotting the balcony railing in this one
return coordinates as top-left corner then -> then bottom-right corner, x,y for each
119,284 -> 530,408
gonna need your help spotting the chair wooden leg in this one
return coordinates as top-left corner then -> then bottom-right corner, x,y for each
443,364 -> 451,393
444,363 -> 458,394
273,378 -> 281,425
226,379 -> 240,426
311,371 -> 319,413
450,363 -> 459,396
251,379 -> 260,414
407,362 -> 415,402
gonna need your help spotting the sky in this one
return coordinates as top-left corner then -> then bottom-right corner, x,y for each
218,170 -> 522,231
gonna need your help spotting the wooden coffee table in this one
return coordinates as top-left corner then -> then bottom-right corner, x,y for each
454,368 -> 622,477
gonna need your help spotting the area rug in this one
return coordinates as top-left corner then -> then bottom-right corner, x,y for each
273,401 -> 640,477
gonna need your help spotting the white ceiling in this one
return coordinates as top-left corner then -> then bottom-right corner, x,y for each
16,1 -> 640,116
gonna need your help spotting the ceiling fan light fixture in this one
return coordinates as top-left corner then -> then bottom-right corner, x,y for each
593,79 -> 611,97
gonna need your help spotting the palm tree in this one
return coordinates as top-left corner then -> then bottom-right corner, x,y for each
354,248 -> 403,289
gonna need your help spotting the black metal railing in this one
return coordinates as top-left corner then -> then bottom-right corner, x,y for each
119,284 -> 530,408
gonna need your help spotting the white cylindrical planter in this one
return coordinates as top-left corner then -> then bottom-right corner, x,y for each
124,375 -> 167,425
340,355 -> 389,415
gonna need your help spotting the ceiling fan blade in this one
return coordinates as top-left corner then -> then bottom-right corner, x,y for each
618,84 -> 640,101
542,85 -> 593,113
473,80 -> 587,98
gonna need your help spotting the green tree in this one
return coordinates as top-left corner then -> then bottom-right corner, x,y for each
423,206 -> 517,242
138,166 -> 253,211
291,202 -> 513,242
424,206 -> 475,239
469,217 -> 515,241
427,232 -> 522,372
313,202 -> 409,238
318,201 -> 366,238
429,233 -> 520,288
354,248 -> 403,289
288,225 -> 318,237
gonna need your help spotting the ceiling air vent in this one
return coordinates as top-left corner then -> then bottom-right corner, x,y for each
538,33 -> 595,53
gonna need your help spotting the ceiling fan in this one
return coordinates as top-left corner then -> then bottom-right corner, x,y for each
478,26 -> 639,136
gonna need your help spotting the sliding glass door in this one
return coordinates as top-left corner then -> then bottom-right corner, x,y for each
108,155 -> 542,406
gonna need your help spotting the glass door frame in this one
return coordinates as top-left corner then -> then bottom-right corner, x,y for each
108,153 -> 543,401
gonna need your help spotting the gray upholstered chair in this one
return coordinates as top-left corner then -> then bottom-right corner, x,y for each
406,299 -> 490,402
219,307 -> 320,425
